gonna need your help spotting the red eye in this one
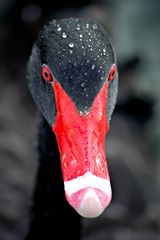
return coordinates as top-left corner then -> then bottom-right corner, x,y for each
108,64 -> 116,81
42,65 -> 53,83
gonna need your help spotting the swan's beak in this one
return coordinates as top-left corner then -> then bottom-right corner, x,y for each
52,80 -> 112,218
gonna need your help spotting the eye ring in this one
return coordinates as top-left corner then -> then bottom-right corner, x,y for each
42,64 -> 53,83
108,64 -> 116,81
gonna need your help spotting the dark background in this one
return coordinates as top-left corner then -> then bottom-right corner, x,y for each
0,0 -> 160,239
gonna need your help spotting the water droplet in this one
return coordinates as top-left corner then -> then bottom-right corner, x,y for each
77,24 -> 80,30
70,50 -> 73,54
57,27 -> 61,31
86,94 -> 89,97
89,39 -> 91,41
101,77 -> 103,80
96,157 -> 101,165
70,158 -> 77,166
82,46 -> 84,49
88,32 -> 91,35
83,52 -> 86,56
62,32 -> 67,38
99,109 -> 103,116
79,34 -> 82,38
62,153 -> 66,161
86,23 -> 89,28
103,48 -> 106,52
81,82 -> 85,87
84,88 -> 87,91
88,44 -> 91,47
92,64 -> 95,70
90,48 -> 93,51
84,72 -> 87,76
87,59 -> 90,63
69,42 -> 74,48
93,24 -> 97,29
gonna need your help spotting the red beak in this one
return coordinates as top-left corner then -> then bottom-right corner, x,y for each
52,80 -> 112,218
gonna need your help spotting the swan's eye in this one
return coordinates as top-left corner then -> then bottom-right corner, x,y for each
42,65 -> 53,83
108,64 -> 116,81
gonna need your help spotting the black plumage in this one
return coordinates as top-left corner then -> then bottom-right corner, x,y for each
25,115 -> 81,240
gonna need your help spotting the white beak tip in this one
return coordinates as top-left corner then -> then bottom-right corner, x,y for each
64,172 -> 112,218
75,189 -> 111,218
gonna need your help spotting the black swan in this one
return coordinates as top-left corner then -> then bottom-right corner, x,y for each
26,18 -> 118,240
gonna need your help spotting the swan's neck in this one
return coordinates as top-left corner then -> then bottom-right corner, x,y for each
26,114 -> 81,240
